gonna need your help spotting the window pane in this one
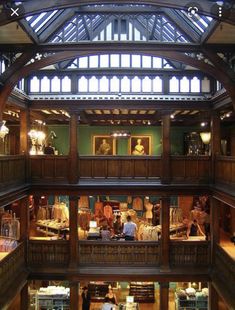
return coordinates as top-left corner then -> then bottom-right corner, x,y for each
110,54 -> 120,67
180,77 -> 189,92
132,55 -> 141,68
153,57 -> 162,68
131,76 -> 141,92
62,76 -> 71,92
121,54 -> 130,67
121,76 -> 130,92
142,77 -> 152,92
89,56 -> 99,68
110,76 -> 119,92
191,77 -> 200,92
89,76 -> 98,92
201,77 -> 210,92
169,77 -> 179,92
30,76 -> 40,92
153,77 -> 162,92
100,55 -> 109,68
51,76 -> 60,92
78,76 -> 88,92
142,56 -> 151,68
41,77 -> 50,92
78,57 -> 88,68
100,76 -> 109,92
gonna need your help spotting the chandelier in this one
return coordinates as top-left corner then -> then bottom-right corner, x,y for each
28,128 -> 46,155
0,121 -> 9,140
110,131 -> 131,138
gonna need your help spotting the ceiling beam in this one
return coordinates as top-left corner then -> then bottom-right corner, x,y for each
0,0 -> 235,26
85,114 -> 157,121
29,100 -> 211,111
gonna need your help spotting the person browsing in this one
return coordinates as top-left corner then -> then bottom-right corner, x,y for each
123,215 -> 137,241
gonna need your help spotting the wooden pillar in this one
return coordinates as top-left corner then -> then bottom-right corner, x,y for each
209,283 -> 219,310
20,196 -> 29,242
210,197 -> 220,264
69,281 -> 79,310
161,113 -> 171,184
159,282 -> 169,310
210,113 -> 221,183
69,113 -> 79,184
69,196 -> 79,268
20,109 -> 29,155
20,282 -> 29,310
160,197 -> 170,271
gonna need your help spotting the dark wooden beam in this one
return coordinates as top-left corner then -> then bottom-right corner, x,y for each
86,114 -> 157,121
200,20 -> 220,44
0,0 -> 235,26
18,19 -> 39,44
29,100 -> 211,111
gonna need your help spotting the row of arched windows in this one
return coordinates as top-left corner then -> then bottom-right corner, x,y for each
29,75 -> 211,94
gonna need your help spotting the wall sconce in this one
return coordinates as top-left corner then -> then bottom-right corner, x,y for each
0,120 -> 9,140
110,131 -> 131,138
200,132 -> 211,144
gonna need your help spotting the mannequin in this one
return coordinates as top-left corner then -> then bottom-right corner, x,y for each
145,201 -> 153,223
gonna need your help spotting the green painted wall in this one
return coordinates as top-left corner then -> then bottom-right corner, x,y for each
48,124 -> 199,156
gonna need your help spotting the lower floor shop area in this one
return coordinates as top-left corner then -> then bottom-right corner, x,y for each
23,280 -> 211,310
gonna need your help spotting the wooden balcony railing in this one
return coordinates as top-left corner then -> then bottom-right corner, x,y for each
29,155 -> 69,183
79,156 -> 161,179
79,241 -> 160,266
0,155 -> 26,190
28,240 -> 69,267
170,241 -> 211,266
0,242 -> 25,293
215,156 -> 235,187
171,156 -> 211,183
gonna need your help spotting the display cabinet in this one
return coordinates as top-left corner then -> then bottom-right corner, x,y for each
129,282 -> 155,303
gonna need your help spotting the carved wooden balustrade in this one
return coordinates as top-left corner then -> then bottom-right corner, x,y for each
79,241 -> 160,266
0,155 -> 26,190
28,240 -> 69,267
79,156 -> 161,179
0,242 -> 26,293
171,156 -> 211,183
212,244 -> 235,308
215,156 -> 235,188
29,155 -> 69,183
170,241 -> 211,266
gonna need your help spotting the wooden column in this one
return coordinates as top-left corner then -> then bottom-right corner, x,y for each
159,282 -> 169,310
160,197 -> 170,271
209,283 -> 219,310
20,196 -> 29,242
69,196 -> 79,268
20,109 -> 29,155
210,197 -> 220,264
69,281 -> 79,310
69,113 -> 79,184
20,282 -> 29,310
210,113 -> 221,183
161,113 -> 171,184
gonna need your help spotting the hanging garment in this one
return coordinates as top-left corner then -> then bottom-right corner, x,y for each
132,197 -> 143,211
78,196 -> 89,209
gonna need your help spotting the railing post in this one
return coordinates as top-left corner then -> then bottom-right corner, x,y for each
211,112 -> 221,183
160,197 -> 170,271
69,281 -> 79,310
208,282 -> 219,310
159,282 -> 169,310
161,112 -> 171,184
69,196 -> 79,268
69,112 -> 79,184
20,196 -> 29,242
20,109 -> 30,182
210,196 -> 220,264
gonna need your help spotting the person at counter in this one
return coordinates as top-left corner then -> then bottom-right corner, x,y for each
186,219 -> 205,239
123,215 -> 137,241
101,225 -> 111,241
113,215 -> 123,235
105,287 -> 118,305
44,142 -> 55,155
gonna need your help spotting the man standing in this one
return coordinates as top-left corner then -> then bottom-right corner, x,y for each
123,215 -> 137,241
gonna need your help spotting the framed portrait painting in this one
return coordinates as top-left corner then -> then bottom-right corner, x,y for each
93,135 -> 116,155
129,135 -> 152,156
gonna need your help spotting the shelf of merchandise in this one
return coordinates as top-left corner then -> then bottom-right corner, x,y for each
175,295 -> 208,310
129,282 -> 155,303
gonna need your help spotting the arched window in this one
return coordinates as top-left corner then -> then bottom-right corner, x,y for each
121,76 -> 130,92
131,76 -> 141,92
153,76 -> 162,92
41,77 -> 50,92
30,76 -> 40,92
61,76 -> 71,92
191,77 -> 200,92
51,76 -> 61,92
100,76 -> 109,92
180,77 -> 189,92
78,76 -> 88,92
169,76 -> 179,92
110,76 -> 119,92
89,76 -> 98,92
142,77 -> 152,92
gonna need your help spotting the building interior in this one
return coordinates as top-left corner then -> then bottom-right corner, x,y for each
0,0 -> 235,309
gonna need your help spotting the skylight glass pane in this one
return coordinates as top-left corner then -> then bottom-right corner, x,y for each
121,54 -> 130,67
79,57 -> 88,68
89,56 -> 99,68
100,55 -> 109,67
35,10 -> 58,33
110,54 -> 120,67
30,13 -> 47,27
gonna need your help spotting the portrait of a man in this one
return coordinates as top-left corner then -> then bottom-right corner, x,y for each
93,136 -> 116,155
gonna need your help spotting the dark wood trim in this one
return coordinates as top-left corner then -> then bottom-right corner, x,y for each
159,282 -> 169,310
69,196 -> 79,268
161,114 -> 171,183
160,197 -> 170,271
